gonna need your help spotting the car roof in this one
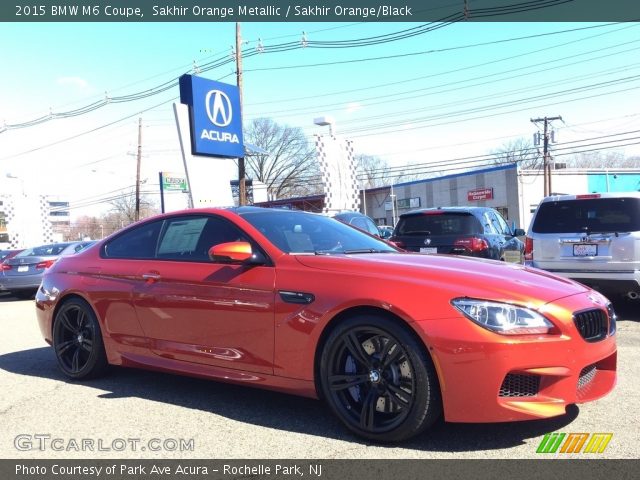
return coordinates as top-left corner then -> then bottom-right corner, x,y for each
399,206 -> 494,217
540,192 -> 640,203
332,211 -> 370,219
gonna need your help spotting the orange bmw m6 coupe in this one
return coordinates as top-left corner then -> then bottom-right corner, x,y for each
35,207 -> 617,442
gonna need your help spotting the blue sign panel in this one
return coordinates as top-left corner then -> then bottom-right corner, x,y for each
179,74 -> 244,158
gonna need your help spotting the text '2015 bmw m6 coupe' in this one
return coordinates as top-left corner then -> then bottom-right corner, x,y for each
36,207 -> 616,442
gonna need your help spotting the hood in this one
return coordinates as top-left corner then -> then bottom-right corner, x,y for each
294,252 -> 588,305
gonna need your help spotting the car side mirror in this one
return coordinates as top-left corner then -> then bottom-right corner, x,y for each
513,228 -> 526,237
208,242 -> 265,265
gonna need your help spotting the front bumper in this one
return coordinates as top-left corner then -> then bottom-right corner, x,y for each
414,291 -> 617,423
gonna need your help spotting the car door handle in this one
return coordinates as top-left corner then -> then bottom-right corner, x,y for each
141,273 -> 161,282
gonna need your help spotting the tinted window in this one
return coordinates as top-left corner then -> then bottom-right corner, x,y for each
350,216 -> 379,236
73,242 -> 95,253
485,210 -> 510,235
482,212 -> 498,234
104,220 -> 163,259
157,216 -> 249,262
532,198 -> 640,233
17,243 -> 70,257
396,213 -> 482,236
493,211 -> 512,235
242,211 -> 395,254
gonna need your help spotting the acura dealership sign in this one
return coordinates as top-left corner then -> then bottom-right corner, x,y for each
179,74 -> 244,158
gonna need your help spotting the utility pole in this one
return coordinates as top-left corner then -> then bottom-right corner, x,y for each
531,115 -> 562,197
236,22 -> 247,206
135,117 -> 142,221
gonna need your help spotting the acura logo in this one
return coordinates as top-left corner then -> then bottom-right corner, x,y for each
204,90 -> 233,127
424,238 -> 431,246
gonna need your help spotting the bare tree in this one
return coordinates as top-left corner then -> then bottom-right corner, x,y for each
356,154 -> 431,187
491,138 -> 542,170
108,190 -> 157,226
563,151 -> 640,168
244,118 -> 321,199
356,154 -> 391,188
66,216 -> 103,241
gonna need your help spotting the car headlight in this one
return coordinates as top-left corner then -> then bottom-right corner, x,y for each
451,298 -> 554,335
607,303 -> 617,335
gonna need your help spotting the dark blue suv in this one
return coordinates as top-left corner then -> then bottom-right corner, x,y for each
390,207 -> 525,263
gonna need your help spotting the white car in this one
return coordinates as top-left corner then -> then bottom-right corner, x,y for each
526,192 -> 640,301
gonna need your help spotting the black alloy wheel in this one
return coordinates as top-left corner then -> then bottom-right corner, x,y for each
52,298 -> 108,379
320,315 -> 441,442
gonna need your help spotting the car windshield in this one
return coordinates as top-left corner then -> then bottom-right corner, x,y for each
532,198 -> 640,233
16,244 -> 69,257
241,210 -> 396,254
396,212 -> 482,236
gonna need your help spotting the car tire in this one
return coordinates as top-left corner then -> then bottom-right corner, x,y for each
52,298 -> 108,380
319,314 -> 441,442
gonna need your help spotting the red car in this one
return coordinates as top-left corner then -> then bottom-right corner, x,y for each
35,207 -> 617,442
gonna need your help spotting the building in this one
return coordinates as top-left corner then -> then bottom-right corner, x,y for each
366,164 -> 640,229
0,194 -> 70,249
257,164 -> 640,231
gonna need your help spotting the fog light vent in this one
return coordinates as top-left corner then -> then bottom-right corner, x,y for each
499,373 -> 540,397
578,364 -> 597,390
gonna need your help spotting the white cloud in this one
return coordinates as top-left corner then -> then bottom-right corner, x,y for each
56,76 -> 89,89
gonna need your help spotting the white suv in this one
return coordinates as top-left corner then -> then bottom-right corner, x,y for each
526,192 -> 640,300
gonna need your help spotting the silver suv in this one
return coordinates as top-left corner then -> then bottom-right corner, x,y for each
526,192 -> 640,300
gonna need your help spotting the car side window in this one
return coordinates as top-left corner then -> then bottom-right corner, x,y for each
493,211 -> 512,235
483,212 -> 499,234
157,215 -> 249,262
364,217 -> 381,236
351,217 -> 379,236
103,220 -> 163,259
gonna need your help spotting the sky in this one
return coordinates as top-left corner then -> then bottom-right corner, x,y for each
1,21 -> 639,218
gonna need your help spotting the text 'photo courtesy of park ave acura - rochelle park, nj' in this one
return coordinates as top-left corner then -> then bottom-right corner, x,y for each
1,1 -> 640,480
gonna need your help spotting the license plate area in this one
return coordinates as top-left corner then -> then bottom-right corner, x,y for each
420,247 -> 438,254
17,265 -> 29,272
573,244 -> 597,257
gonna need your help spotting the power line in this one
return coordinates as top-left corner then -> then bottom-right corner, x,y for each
1,21 -> 630,133
338,83 -> 640,138
268,61 -> 640,124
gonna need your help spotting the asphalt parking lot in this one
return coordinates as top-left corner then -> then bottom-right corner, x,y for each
0,292 -> 638,459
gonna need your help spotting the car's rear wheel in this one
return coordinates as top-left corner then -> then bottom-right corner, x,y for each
52,298 -> 108,379
319,314 -> 441,442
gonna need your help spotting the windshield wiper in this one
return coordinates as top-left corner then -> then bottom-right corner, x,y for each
343,248 -> 393,254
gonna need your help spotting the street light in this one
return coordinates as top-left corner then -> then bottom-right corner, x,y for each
390,184 -> 397,226
313,116 -> 335,136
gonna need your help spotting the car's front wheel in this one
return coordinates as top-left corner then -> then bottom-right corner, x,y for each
52,298 -> 108,379
319,314 -> 441,442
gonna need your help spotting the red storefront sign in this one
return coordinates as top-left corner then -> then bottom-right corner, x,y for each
468,187 -> 494,201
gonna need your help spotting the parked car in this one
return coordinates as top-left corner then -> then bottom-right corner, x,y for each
390,207 -> 525,263
378,225 -> 394,239
526,192 -> 640,300
332,211 -> 381,237
0,241 -> 94,298
36,207 -> 616,442
0,249 -> 23,262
